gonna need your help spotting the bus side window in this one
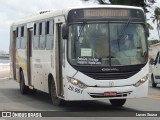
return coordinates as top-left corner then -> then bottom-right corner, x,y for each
46,20 -> 54,50
33,23 -> 39,49
20,26 -> 26,49
39,21 -> 46,49
16,27 -> 21,49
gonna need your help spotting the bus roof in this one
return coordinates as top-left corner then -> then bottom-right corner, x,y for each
11,5 -> 144,26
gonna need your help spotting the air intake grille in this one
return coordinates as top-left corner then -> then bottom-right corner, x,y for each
84,71 -> 139,80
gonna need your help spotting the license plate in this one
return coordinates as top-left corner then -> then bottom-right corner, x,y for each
104,92 -> 117,96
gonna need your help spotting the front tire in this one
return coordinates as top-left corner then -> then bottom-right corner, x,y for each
109,99 -> 126,107
151,74 -> 157,88
20,71 -> 29,95
50,79 -> 65,106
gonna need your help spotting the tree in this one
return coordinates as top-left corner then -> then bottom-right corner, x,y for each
147,23 -> 154,30
152,7 -> 160,40
96,0 -> 156,13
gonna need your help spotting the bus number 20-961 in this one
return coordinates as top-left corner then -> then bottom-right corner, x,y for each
68,85 -> 83,94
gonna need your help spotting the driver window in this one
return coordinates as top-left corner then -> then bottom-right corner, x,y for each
155,52 -> 159,65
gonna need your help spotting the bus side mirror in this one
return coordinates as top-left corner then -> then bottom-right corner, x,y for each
62,24 -> 68,39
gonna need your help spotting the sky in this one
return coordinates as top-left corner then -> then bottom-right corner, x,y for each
0,0 -> 159,51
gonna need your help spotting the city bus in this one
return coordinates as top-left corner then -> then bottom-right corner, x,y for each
10,5 -> 149,107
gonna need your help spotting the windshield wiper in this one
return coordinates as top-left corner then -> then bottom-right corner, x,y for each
73,22 -> 87,58
117,19 -> 131,50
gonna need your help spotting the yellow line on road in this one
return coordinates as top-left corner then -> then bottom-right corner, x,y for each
148,95 -> 160,100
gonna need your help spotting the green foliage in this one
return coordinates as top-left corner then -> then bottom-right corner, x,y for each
147,23 -> 154,30
109,0 -> 144,6
97,0 -> 156,12
155,7 -> 160,16
112,0 -> 146,12
152,7 -> 160,40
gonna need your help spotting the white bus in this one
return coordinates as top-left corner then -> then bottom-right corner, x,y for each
10,5 -> 149,107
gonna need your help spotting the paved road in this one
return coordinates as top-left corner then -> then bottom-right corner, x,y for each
0,73 -> 160,119
0,79 -> 159,110
0,71 -> 10,78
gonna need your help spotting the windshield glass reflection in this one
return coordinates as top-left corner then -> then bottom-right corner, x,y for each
68,23 -> 147,66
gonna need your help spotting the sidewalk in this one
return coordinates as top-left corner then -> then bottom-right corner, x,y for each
0,70 -> 10,78
0,70 -> 10,83
0,64 -> 10,79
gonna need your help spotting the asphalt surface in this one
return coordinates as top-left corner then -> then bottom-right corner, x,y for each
0,71 -> 160,120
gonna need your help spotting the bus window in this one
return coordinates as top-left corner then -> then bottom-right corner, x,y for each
39,22 -> 46,49
21,26 -> 24,37
34,24 -> 36,35
20,26 -> 26,49
33,23 -> 39,49
39,22 -> 42,35
46,21 -> 50,34
16,27 -> 19,37
16,27 -> 21,49
16,38 -> 21,49
46,20 -> 54,50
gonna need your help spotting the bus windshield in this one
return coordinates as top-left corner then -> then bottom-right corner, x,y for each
68,23 -> 147,66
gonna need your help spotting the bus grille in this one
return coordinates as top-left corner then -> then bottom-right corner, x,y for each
89,91 -> 132,98
84,71 -> 139,80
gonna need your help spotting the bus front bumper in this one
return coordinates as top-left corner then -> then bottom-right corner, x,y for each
64,80 -> 148,101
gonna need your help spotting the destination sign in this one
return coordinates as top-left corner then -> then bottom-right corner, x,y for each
84,9 -> 129,17
67,8 -> 145,23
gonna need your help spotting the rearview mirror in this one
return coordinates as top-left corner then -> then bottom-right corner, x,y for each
62,24 -> 68,39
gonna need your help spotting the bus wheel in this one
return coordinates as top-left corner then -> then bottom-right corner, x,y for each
20,71 -> 29,95
109,99 -> 126,107
50,80 -> 65,106
151,74 -> 157,88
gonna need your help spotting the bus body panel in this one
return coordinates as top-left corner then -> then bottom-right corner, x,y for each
31,50 -> 54,93
15,49 -> 28,84
63,63 -> 149,100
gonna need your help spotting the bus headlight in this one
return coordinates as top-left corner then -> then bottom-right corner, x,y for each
134,75 -> 149,87
67,77 -> 87,89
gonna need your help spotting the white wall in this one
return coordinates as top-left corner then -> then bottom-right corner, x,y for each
0,64 -> 10,71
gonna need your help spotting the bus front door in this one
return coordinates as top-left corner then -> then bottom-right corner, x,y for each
54,16 -> 66,97
27,29 -> 33,86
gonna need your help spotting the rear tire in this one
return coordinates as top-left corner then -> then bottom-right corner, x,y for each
151,74 -> 157,88
50,79 -> 65,106
20,71 -> 29,95
109,99 -> 126,107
